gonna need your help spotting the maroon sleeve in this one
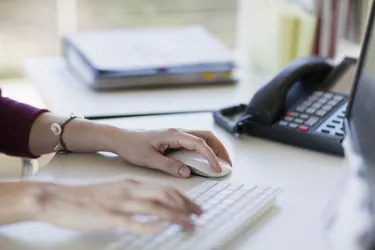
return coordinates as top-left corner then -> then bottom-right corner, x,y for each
0,89 -> 49,158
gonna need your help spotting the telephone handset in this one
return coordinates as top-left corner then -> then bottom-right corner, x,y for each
213,56 -> 357,155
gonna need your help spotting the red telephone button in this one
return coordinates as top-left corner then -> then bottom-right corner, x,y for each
299,125 -> 309,132
286,112 -> 291,116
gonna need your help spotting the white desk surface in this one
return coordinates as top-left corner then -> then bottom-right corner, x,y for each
0,113 -> 346,250
24,58 -> 269,118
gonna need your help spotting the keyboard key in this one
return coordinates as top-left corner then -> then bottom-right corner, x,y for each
335,132 -> 344,137
294,118 -> 304,124
298,125 -> 309,132
284,116 -> 294,121
338,115 -> 345,119
300,114 -> 309,119
288,123 -> 298,128
305,116 -> 319,126
278,121 -> 288,126
316,110 -> 327,117
322,105 -> 333,111
306,108 -> 316,114
327,124 -> 335,129
332,120 -> 340,124
322,129 -> 330,134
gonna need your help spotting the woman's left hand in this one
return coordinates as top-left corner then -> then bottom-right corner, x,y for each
109,128 -> 232,178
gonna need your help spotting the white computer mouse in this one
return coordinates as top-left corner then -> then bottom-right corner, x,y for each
167,150 -> 232,178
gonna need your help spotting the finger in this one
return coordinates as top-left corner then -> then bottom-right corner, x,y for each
115,216 -> 165,235
125,182 -> 200,215
165,187 -> 203,216
116,200 -> 195,231
170,131 -> 222,173
146,152 -> 192,178
183,130 -> 232,166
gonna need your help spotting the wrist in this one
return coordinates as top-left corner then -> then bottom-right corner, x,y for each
9,181 -> 57,223
95,124 -> 125,153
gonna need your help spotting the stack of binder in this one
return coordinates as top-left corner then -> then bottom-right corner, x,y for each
63,26 -> 236,90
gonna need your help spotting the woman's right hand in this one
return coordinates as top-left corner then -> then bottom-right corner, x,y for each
33,178 -> 202,235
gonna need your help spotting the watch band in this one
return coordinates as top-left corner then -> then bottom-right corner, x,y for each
50,113 -> 84,154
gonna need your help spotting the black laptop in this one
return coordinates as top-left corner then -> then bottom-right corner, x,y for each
329,1 -> 375,249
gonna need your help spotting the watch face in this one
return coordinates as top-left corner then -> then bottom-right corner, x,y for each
50,123 -> 62,136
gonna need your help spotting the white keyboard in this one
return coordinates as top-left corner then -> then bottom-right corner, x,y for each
106,181 -> 281,250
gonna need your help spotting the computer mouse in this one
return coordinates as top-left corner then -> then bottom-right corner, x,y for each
166,150 -> 232,178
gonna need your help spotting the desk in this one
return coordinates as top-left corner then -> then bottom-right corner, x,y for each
24,58 -> 269,119
8,112 -> 344,250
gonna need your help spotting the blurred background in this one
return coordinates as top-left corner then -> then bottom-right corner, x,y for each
0,0 -> 369,80
0,0 -> 238,79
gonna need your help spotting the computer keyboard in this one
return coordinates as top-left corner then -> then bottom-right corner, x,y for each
106,181 -> 281,250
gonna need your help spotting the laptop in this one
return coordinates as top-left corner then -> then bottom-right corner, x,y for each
324,2 -> 375,249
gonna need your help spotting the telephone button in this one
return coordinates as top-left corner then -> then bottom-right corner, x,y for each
333,95 -> 344,101
313,91 -> 324,96
298,125 -> 309,132
328,100 -> 338,106
284,116 -> 294,122
296,107 -> 305,112
294,118 -> 304,124
312,103 -> 322,109
316,110 -> 327,117
288,123 -> 298,128
305,116 -> 319,126
306,108 -> 316,114
300,114 -> 309,119
322,105 -> 333,111
289,112 -> 299,117
278,121 -> 288,126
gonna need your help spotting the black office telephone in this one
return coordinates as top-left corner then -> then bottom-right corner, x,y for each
213,56 -> 357,156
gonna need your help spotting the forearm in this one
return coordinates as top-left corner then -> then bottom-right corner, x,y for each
29,113 -> 118,156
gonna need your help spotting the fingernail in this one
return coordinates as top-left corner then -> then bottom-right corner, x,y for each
196,207 -> 204,216
179,166 -> 190,177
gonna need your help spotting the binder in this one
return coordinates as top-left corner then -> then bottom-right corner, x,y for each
63,26 -> 236,90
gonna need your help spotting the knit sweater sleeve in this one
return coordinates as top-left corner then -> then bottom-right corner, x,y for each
0,89 -> 48,158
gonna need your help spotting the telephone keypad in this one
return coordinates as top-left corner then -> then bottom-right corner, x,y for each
277,90 -> 348,138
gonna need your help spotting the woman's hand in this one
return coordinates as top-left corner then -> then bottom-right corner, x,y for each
109,128 -> 232,178
34,179 -> 202,235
